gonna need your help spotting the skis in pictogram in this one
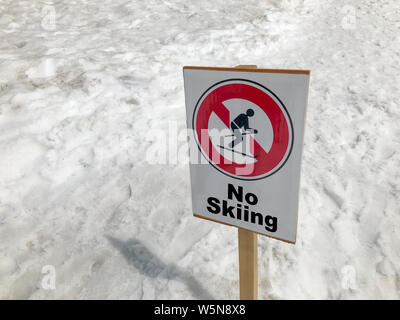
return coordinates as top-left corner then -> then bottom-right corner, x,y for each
217,145 -> 259,159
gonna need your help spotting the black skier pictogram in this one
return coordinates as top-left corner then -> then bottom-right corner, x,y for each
229,108 -> 258,148
217,108 -> 259,159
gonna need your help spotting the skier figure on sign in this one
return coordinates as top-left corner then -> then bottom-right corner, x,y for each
229,108 -> 258,148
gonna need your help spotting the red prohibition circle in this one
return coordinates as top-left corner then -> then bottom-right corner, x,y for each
193,79 -> 293,180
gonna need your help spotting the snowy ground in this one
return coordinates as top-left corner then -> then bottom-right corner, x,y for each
0,0 -> 399,299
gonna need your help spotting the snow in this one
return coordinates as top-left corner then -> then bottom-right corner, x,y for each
0,0 -> 399,299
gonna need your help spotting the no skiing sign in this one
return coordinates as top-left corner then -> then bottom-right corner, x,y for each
183,66 -> 310,244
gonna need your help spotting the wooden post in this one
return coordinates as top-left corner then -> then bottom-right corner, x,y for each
238,228 -> 258,299
235,65 -> 258,300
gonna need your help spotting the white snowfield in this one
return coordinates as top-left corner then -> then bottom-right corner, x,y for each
0,0 -> 399,299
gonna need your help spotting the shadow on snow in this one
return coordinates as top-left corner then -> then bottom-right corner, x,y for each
106,236 -> 214,300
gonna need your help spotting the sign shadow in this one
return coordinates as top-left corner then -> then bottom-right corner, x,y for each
106,236 -> 214,300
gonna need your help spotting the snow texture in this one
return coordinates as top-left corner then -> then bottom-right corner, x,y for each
0,0 -> 399,299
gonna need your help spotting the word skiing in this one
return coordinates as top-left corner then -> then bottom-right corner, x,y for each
207,184 -> 278,232
183,66 -> 310,243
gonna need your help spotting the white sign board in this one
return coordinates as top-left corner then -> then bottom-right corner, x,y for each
183,66 -> 310,243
